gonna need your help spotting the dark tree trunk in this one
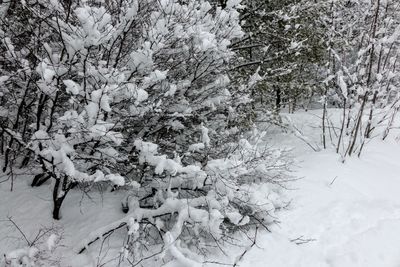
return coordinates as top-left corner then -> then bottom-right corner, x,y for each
53,197 -> 65,220
52,175 -> 71,220
275,87 -> 281,110
31,173 -> 51,187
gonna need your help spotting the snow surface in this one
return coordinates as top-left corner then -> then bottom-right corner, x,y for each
1,109 -> 400,267
238,110 -> 400,267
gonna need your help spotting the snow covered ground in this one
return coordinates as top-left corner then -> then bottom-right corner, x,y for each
240,110 -> 400,267
1,109 -> 400,267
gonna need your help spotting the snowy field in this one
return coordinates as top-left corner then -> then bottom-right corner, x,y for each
240,110 -> 400,267
1,109 -> 400,267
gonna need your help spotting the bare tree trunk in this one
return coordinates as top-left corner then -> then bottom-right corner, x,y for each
346,92 -> 368,156
52,175 -> 71,220
322,88 -> 328,149
275,86 -> 281,111
336,98 -> 347,153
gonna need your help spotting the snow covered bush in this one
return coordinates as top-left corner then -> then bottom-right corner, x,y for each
2,220 -> 62,267
3,235 -> 61,267
78,129 -> 291,265
321,0 -> 400,156
0,0 -> 291,264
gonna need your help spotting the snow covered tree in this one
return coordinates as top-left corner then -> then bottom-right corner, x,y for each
0,0 -> 290,264
230,0 -> 328,113
322,0 -> 400,156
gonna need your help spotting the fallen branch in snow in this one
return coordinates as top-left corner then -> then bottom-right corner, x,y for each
290,235 -> 316,245
329,176 -> 338,186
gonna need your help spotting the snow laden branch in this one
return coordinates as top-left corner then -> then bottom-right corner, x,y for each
77,130 -> 291,264
76,195 -> 214,254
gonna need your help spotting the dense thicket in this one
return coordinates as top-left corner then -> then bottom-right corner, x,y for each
232,0 -> 328,112
0,0 -> 289,265
319,0 -> 400,156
